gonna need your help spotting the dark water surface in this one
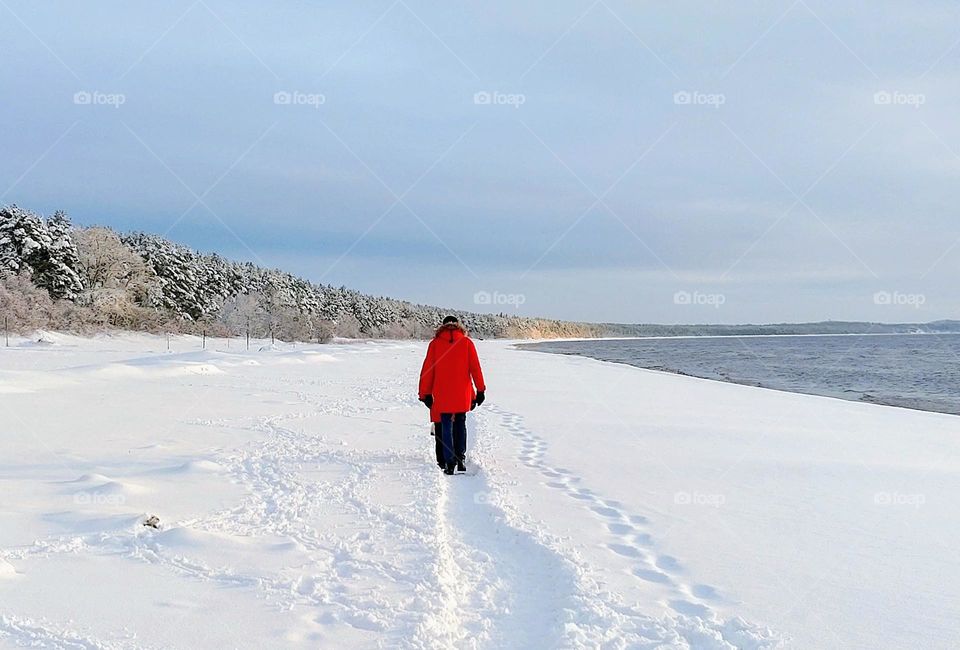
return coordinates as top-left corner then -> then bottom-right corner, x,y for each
521,334 -> 960,416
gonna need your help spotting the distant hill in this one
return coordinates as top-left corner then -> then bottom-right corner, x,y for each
599,320 -> 960,337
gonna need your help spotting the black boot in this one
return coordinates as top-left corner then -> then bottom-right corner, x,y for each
444,463 -> 455,475
456,458 -> 466,473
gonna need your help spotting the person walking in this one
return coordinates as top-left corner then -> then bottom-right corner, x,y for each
418,316 -> 486,474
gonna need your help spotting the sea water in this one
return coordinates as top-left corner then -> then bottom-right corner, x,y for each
521,333 -> 960,416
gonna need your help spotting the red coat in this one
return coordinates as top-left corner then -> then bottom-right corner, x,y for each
419,324 -> 486,422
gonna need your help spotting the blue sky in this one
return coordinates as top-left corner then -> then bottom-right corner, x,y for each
1,0 -> 958,323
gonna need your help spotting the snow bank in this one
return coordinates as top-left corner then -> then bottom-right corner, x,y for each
0,333 -> 956,648
0,561 -> 16,580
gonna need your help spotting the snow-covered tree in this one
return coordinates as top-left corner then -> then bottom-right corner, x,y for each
42,211 -> 84,300
75,227 -> 155,294
0,206 -> 84,300
1,203 -> 612,340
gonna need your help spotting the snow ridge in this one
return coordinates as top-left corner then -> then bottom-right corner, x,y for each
0,341 -> 785,648
475,405 -> 785,648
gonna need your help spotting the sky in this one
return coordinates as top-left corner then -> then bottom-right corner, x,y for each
1,0 -> 958,324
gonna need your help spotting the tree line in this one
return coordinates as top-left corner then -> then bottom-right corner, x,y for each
0,205 -> 608,341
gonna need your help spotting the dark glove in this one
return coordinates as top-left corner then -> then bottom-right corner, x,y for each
421,395 -> 433,409
472,391 -> 485,410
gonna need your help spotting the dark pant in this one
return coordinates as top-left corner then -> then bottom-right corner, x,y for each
434,413 -> 466,466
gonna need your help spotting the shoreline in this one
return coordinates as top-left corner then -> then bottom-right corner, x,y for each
514,330 -> 958,344
517,337 -> 960,418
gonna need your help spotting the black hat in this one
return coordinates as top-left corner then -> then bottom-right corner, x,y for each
442,315 -> 459,325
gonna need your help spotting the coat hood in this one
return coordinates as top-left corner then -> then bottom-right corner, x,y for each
434,322 -> 467,341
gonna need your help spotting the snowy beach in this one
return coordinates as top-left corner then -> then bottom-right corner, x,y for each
1,333 -> 958,649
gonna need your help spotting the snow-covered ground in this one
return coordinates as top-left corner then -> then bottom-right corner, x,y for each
1,333 -> 958,649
